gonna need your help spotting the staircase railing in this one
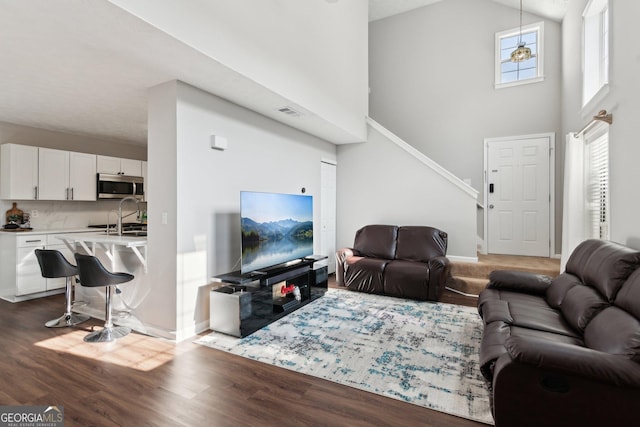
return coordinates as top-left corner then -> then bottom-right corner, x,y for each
366,117 -> 478,200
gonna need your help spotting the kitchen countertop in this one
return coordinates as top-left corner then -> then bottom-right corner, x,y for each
55,232 -> 147,247
0,227 -> 97,234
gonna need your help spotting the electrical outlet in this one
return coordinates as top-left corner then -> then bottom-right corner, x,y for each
31,210 -> 38,218
161,212 -> 168,225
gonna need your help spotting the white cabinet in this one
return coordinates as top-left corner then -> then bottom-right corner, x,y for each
97,155 -> 142,176
1,145 -> 97,201
0,144 -> 38,200
15,235 -> 47,296
69,152 -> 97,200
121,158 -> 142,176
38,148 -> 97,201
38,148 -> 69,201
0,232 -> 88,300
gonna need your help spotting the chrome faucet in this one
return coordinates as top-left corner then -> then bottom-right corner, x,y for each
117,196 -> 140,236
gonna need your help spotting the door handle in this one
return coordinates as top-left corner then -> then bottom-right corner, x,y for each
489,204 -> 495,209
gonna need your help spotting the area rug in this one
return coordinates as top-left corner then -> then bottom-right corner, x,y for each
196,288 -> 493,425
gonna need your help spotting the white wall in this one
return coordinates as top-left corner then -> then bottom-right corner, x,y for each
562,0 -> 640,249
147,80 -> 336,341
336,122 -> 477,259
109,0 -> 369,142
369,0 -> 563,248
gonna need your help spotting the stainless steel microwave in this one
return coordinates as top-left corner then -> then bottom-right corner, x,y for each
97,173 -> 144,200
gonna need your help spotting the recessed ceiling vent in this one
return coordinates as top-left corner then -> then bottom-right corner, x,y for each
277,106 -> 301,117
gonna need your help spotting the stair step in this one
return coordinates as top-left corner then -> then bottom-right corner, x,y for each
450,261 -> 559,280
446,254 -> 560,297
446,276 -> 488,296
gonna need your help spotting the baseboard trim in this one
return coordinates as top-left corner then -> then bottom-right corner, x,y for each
175,320 -> 211,342
448,255 -> 478,263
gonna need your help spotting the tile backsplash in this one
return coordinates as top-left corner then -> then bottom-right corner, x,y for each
0,200 -> 146,229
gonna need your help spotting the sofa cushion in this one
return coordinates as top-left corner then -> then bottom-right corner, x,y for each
344,257 -> 388,294
480,299 -> 513,324
615,268 -> 640,319
383,260 -> 429,300
560,285 -> 609,332
478,288 -> 579,338
395,226 -> 447,262
507,301 -> 579,338
353,225 -> 398,259
546,273 -> 581,309
479,288 -> 551,317
584,306 -> 640,361
566,239 -> 640,302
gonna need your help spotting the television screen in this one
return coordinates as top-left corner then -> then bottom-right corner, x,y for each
240,191 -> 313,274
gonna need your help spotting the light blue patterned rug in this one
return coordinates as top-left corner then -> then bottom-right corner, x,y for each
196,288 -> 493,424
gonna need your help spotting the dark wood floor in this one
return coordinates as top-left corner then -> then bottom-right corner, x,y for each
0,279 -> 485,427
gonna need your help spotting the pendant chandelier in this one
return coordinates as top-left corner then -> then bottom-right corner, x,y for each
511,0 -> 532,62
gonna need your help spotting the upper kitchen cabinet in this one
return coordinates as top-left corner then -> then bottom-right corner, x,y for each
69,152 -> 97,200
39,148 -> 97,201
1,144 -> 38,200
97,155 -> 142,176
1,144 -> 96,201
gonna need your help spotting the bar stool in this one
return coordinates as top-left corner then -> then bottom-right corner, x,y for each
74,253 -> 134,343
35,249 -> 90,328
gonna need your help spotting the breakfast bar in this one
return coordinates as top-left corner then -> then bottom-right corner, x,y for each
55,232 -> 159,337
56,233 -> 148,272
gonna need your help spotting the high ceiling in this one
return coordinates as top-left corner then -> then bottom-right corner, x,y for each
369,0 -> 569,22
0,0 -> 569,147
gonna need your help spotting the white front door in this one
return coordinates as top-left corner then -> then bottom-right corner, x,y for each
487,136 -> 551,256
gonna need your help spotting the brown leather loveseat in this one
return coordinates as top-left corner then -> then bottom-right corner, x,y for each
335,225 -> 449,301
477,239 -> 640,426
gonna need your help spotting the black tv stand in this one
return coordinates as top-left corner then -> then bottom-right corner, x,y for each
210,256 -> 328,337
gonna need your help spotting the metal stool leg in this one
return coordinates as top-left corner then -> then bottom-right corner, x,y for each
83,285 -> 131,342
45,277 -> 90,328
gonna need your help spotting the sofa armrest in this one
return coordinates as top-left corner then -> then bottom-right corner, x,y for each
491,336 -> 640,427
335,247 -> 359,287
487,270 -> 552,296
501,335 -> 640,388
427,256 -> 450,301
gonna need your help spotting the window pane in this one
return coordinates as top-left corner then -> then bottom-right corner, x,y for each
502,71 -> 518,83
501,35 -> 519,50
519,68 -> 537,80
501,61 -> 518,73
518,57 -> 537,69
501,48 -> 513,61
496,23 -> 543,86
521,31 -> 537,45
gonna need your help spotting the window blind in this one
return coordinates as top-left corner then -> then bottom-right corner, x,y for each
586,134 -> 609,239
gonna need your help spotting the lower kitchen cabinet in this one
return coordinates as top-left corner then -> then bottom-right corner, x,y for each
0,231 -> 88,301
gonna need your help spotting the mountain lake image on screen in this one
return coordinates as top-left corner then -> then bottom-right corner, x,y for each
240,191 -> 313,274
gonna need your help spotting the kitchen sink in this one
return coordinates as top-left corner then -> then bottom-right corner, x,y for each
92,223 -> 147,236
123,231 -> 147,237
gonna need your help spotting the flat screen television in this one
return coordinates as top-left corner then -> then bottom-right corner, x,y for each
240,191 -> 313,274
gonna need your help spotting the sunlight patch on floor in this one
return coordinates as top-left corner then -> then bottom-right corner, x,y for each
34,329 -> 191,371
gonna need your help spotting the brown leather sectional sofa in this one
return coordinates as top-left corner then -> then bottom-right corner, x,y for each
335,224 -> 449,301
478,239 -> 640,426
